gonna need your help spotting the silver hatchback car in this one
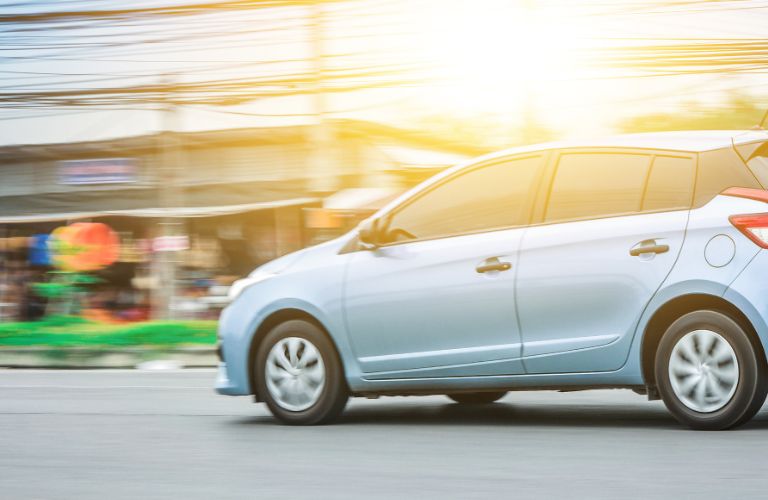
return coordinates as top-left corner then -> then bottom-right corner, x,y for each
217,130 -> 768,430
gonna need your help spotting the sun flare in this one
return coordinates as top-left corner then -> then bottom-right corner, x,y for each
409,1 -> 587,113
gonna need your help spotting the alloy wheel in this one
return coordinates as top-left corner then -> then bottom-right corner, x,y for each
265,336 -> 326,411
668,329 -> 739,413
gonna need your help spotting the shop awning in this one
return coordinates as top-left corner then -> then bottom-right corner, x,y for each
304,188 -> 404,229
379,145 -> 470,169
323,187 -> 402,211
0,197 -> 318,224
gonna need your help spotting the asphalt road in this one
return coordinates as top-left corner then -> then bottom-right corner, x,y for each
2,370 -> 768,499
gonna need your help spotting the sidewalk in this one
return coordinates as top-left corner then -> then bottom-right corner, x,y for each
0,346 -> 217,368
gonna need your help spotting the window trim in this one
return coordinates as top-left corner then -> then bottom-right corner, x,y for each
373,152 -> 549,248
531,148 -> 697,228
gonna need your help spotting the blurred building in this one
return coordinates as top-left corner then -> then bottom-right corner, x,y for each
0,119 -> 480,321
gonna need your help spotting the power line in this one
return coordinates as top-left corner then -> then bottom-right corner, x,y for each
2,0 -> 768,135
0,0 -> 333,24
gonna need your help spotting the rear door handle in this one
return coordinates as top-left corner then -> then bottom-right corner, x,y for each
629,240 -> 670,257
476,258 -> 512,273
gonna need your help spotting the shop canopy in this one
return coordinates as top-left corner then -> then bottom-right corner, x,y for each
305,188 -> 405,229
378,145 -> 470,170
0,197 -> 317,224
323,187 -> 402,211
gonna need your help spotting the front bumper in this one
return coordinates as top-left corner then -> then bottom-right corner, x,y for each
213,302 -> 253,396
724,249 -> 768,359
214,362 -> 244,396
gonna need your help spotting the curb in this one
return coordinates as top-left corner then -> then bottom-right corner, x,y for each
0,346 -> 217,369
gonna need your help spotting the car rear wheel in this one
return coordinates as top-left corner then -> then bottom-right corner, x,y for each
655,310 -> 767,430
255,320 -> 348,425
447,391 -> 507,404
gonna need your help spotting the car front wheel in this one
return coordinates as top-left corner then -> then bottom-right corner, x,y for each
255,319 -> 348,425
655,310 -> 767,430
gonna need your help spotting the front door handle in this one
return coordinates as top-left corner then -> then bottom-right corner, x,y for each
629,240 -> 670,257
476,258 -> 512,273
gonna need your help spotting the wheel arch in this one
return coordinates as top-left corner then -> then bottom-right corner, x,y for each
641,293 -> 766,387
247,307 -> 345,400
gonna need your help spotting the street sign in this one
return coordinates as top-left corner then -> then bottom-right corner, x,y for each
152,235 -> 189,252
58,158 -> 138,185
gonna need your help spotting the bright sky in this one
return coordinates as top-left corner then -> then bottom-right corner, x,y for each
1,0 -> 767,146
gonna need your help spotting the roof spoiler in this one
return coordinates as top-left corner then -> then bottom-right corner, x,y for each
732,109 -> 768,162
722,187 -> 768,203
732,132 -> 768,164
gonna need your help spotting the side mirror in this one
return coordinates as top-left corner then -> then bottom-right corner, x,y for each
358,218 -> 381,250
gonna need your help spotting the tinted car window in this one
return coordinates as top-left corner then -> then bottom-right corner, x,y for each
545,153 -> 651,222
382,156 -> 542,243
642,155 -> 695,212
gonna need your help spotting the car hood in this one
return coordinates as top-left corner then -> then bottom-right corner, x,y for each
247,233 -> 351,277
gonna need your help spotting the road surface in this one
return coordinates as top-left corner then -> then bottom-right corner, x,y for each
1,369 -> 767,499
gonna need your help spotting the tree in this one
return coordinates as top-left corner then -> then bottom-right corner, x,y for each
619,93 -> 767,133
409,112 -> 556,151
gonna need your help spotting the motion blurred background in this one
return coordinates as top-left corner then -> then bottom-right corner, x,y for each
0,0 -> 767,360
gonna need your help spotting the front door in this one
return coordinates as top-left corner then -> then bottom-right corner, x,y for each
343,154 -> 546,379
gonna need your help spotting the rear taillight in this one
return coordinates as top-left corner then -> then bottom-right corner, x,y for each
729,213 -> 768,248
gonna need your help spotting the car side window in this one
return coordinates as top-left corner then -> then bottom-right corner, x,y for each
642,155 -> 695,212
544,153 -> 651,223
381,155 -> 543,244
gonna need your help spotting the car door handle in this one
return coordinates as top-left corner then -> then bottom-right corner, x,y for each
476,260 -> 512,273
629,241 -> 670,256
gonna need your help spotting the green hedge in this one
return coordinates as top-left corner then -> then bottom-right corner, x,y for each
0,316 -> 217,347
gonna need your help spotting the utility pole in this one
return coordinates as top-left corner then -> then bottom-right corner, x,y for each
152,74 -> 184,320
521,0 -> 537,145
307,1 -> 335,194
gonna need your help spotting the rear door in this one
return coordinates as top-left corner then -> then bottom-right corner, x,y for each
516,150 -> 695,374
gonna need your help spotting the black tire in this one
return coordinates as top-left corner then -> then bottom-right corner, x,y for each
255,319 -> 348,425
655,310 -> 767,430
447,391 -> 507,405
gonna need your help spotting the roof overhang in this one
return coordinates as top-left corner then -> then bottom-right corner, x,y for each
0,197 -> 317,224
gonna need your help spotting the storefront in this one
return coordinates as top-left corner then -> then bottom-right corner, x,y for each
0,199 -> 314,322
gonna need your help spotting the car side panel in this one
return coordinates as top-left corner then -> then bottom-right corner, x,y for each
621,195 -> 765,380
664,195 -> 762,293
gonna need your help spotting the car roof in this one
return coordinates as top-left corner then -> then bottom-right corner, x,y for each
480,130 -> 768,160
